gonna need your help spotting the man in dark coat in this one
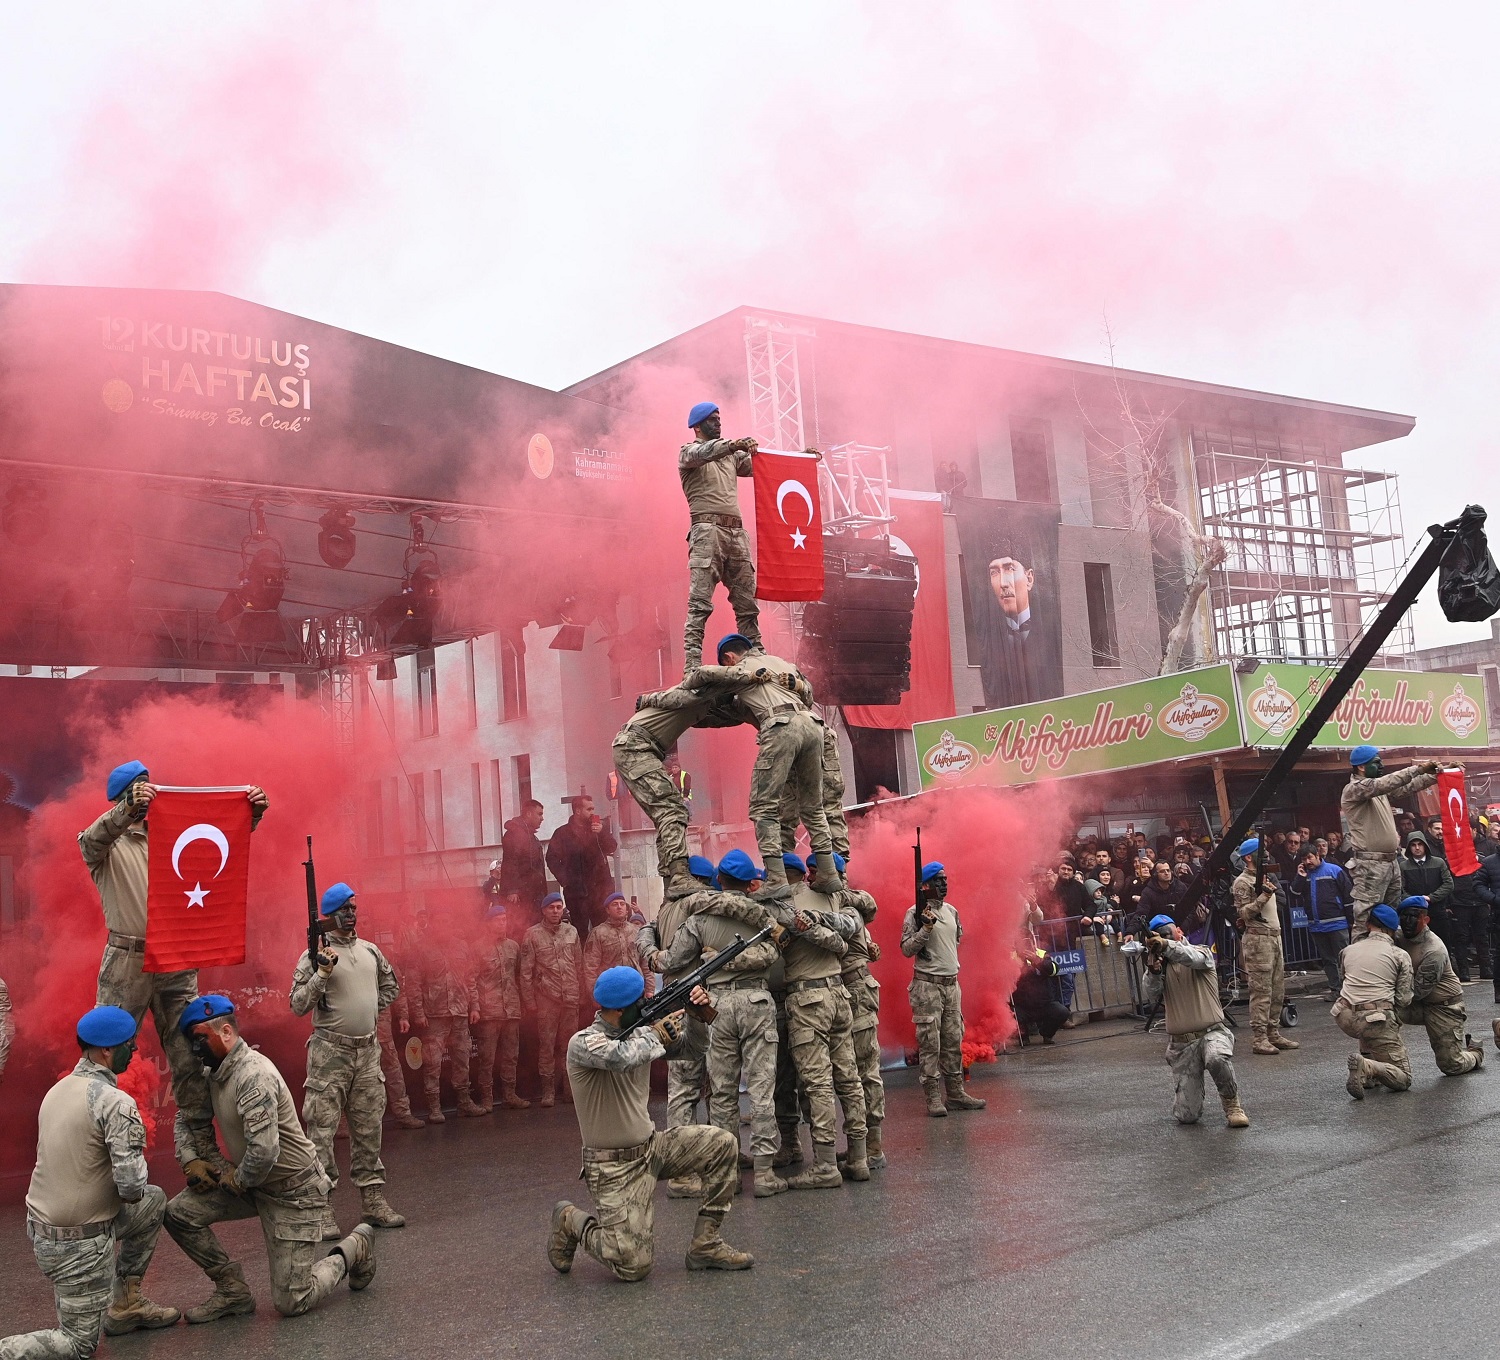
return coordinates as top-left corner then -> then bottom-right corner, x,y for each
544,795 -> 619,945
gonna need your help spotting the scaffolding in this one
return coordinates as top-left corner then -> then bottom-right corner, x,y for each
1192,428 -> 1412,666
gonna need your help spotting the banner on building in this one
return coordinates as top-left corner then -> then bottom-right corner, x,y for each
1438,769 -> 1481,876
1236,663 -> 1488,750
952,498 -> 1064,711
914,664 -> 1244,790
753,450 -> 824,601
145,787 -> 254,971
844,493 -> 955,729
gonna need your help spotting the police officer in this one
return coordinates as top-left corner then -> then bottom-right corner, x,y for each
2,1007 -> 178,1358
1232,839 -> 1297,1056
78,761 -> 267,1161
1396,897 -> 1484,1076
1141,916 -> 1249,1127
164,996 -> 375,1321
1334,904 -> 1415,1099
1341,746 -> 1441,933
289,882 -> 405,1239
901,862 -> 986,1117
548,968 -> 751,1279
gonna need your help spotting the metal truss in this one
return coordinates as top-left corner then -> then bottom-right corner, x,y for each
744,315 -> 814,452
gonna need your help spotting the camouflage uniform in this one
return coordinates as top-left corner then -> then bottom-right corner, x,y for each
901,899 -> 967,1087
1232,870 -> 1291,1052
837,890 -> 885,1135
651,895 -> 709,1131
289,933 -> 400,1195
407,940 -> 480,1118
1398,926 -> 1480,1075
1334,932 -> 1414,1093
583,919 -> 653,998
767,956 -> 806,1161
781,725 -> 850,861
5,1057 -> 169,1360
1141,940 -> 1243,1124
0,976 -> 12,1078
473,936 -> 525,1107
557,1014 -> 741,1280
652,895 -> 781,1160
79,803 -> 216,1158
1341,762 -> 1439,931
375,995 -> 417,1121
520,921 -> 583,1103
685,655 -> 834,884
679,436 -> 760,668
164,1040 -> 355,1316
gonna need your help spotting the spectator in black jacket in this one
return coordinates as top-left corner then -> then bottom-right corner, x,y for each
1138,861 -> 1192,932
1325,829 -> 1350,868
1012,950 -> 1072,1045
1450,860 -> 1491,984
1475,852 -> 1500,1002
498,799 -> 548,925
544,794 -> 619,945
1402,829 -> 1457,956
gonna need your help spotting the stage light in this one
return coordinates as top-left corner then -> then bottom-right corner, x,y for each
2,483 -> 49,547
374,656 -> 398,682
374,514 -> 442,649
317,508 -> 357,568
218,501 -> 289,625
548,596 -> 587,650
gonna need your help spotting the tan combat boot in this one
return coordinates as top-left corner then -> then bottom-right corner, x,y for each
841,1135 -> 870,1182
457,1086 -> 489,1117
392,1109 -> 426,1129
786,1142 -> 843,1190
685,1214 -> 754,1271
666,1173 -> 702,1198
867,1122 -> 886,1169
184,1265 -> 256,1324
538,1077 -> 555,1109
772,1127 -> 802,1167
335,1223 -> 377,1290
1465,1036 -> 1486,1070
664,859 -> 698,899
360,1186 -> 406,1229
1268,1028 -> 1299,1051
1251,1028 -> 1279,1056
501,1083 -> 531,1110
809,864 -> 841,895
924,1079 -> 948,1118
547,1201 -> 589,1273
425,1089 -> 446,1123
753,1153 -> 789,1197
320,1206 -> 341,1241
102,1276 -> 181,1334
944,1073 -> 986,1111
1346,1053 -> 1367,1100
1221,1095 -> 1250,1128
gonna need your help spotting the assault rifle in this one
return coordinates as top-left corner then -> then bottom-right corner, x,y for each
620,924 -> 775,1037
303,837 -> 326,991
914,826 -> 929,924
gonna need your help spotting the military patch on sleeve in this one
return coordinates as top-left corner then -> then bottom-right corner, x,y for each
582,1030 -> 615,1055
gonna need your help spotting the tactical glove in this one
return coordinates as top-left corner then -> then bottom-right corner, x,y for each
652,1013 -> 685,1047
219,1168 -> 246,1196
316,951 -> 337,976
183,1159 -> 221,1193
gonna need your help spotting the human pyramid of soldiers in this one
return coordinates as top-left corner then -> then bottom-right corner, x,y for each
1,400 -> 992,1356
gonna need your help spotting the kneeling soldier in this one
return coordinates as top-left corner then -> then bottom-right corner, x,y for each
1396,896 -> 1484,1076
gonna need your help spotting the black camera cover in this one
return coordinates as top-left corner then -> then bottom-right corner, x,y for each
1437,504 -> 1500,623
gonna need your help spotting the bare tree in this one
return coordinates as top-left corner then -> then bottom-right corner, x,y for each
1078,328 -> 1227,675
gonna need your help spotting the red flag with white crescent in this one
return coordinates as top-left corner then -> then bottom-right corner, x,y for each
1438,769 -> 1480,877
753,450 -> 824,601
145,788 -> 253,971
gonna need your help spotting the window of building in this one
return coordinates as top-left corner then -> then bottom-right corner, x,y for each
415,649 -> 438,737
1009,419 -> 1055,503
1083,563 -> 1120,667
1085,429 -> 1132,528
497,633 -> 527,722
408,772 -> 425,850
365,779 -> 385,856
489,759 -> 504,841
608,654 -> 623,700
463,639 -> 478,728
470,762 -> 484,846
513,753 -> 532,810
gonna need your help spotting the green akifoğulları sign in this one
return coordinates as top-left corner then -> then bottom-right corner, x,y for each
914,664 -> 1245,790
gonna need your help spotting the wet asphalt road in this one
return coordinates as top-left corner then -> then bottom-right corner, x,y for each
5,990 -> 1500,1360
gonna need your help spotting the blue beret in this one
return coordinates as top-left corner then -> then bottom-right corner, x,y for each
1237,839 -> 1260,858
753,865 -> 768,880
808,852 -> 848,873
1148,914 -> 1175,930
178,995 -> 235,1034
594,966 -> 646,1009
319,882 -> 355,917
77,1006 -> 137,1048
602,892 -> 627,909
484,904 -> 508,920
687,401 -> 719,429
716,633 -> 753,661
920,861 -> 946,883
1350,744 -> 1379,767
1369,904 -> 1400,931
782,853 -> 806,875
106,760 -> 149,801
541,892 -> 565,908
718,848 -> 759,884
687,855 -> 718,882
1399,896 -> 1429,911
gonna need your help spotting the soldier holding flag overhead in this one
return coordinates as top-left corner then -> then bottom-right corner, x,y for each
79,760 -> 268,1155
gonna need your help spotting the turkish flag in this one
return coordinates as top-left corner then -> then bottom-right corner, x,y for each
145,787 -> 253,971
753,450 -> 824,601
1438,769 -> 1481,877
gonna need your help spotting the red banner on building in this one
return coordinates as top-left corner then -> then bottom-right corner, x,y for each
1438,769 -> 1480,877
753,451 -> 824,601
145,788 -> 253,971
844,495 -> 956,730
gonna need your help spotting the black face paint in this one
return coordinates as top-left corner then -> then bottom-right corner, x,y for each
617,1000 -> 644,1031
109,1039 -> 137,1075
190,1034 -> 228,1071
1400,912 -> 1425,940
1363,757 -> 1385,780
330,908 -> 358,935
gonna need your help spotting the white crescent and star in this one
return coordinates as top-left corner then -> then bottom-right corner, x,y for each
171,823 -> 231,909
775,479 -> 815,550
1448,786 -> 1466,832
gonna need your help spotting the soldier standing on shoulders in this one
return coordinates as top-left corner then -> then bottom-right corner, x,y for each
901,862 -> 986,1117
288,882 -> 405,1239
547,969 -> 751,1279
1333,905 -> 1415,1100
1341,746 -> 1441,934
2,1007 -> 178,1357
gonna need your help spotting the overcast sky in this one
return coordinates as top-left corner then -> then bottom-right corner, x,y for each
3,2 -> 1496,648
